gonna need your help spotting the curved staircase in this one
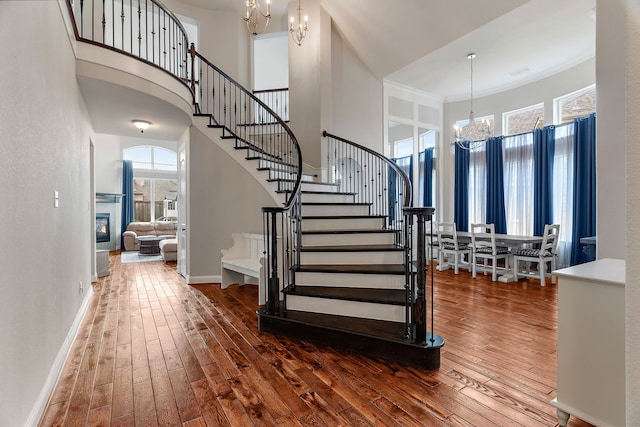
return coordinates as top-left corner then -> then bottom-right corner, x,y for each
65,0 -> 443,369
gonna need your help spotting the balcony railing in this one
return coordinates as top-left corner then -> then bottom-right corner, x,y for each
67,0 -> 189,84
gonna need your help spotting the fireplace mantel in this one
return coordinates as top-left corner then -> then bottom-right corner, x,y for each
96,193 -> 124,203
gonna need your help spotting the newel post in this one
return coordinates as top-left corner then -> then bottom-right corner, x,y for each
403,207 -> 435,345
262,207 -> 282,315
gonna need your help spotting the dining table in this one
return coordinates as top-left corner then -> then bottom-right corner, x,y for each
434,231 -> 544,282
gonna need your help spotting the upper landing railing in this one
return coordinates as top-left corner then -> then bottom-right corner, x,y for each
66,0 -> 189,84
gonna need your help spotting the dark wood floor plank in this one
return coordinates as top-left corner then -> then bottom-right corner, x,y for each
168,368 -> 202,423
39,254 -> 596,427
191,379 -> 231,427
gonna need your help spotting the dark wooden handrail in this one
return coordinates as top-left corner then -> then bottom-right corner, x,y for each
322,130 -> 412,208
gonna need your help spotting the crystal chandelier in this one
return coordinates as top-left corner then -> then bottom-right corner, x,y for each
244,0 -> 271,36
289,0 -> 308,46
454,53 -> 492,150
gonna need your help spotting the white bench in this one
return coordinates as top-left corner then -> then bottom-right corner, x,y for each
221,233 -> 267,304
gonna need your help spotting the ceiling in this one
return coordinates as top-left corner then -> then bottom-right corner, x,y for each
180,0 -> 596,101
79,0 -> 596,139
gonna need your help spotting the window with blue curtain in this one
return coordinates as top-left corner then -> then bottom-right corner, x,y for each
418,149 -> 434,207
485,136 -> 507,233
570,113 -> 596,265
120,160 -> 134,249
453,113 -> 595,268
389,154 -> 413,224
533,127 -> 555,236
454,143 -> 470,232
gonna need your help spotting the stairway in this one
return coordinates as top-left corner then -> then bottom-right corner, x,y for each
258,174 -> 443,370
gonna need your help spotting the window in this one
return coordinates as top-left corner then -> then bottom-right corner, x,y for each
554,85 -> 596,124
502,133 -> 534,235
418,130 -> 437,209
124,145 -> 178,222
133,178 -> 177,222
123,146 -> 177,171
503,103 -> 544,136
393,137 -> 413,158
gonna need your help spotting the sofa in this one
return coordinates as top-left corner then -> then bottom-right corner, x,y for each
122,221 -> 177,251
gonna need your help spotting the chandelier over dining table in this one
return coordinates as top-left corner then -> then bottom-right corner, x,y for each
454,53 -> 492,150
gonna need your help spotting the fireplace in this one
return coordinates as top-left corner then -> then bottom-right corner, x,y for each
96,213 -> 110,243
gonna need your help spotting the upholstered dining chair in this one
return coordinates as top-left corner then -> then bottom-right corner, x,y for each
436,222 -> 470,274
470,223 -> 511,281
512,224 -> 560,286
426,220 -> 439,260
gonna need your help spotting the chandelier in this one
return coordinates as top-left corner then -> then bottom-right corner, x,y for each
454,53 -> 492,150
244,0 -> 271,36
289,0 -> 309,46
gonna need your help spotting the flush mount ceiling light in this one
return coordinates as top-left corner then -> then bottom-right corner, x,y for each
244,0 -> 271,36
132,120 -> 152,133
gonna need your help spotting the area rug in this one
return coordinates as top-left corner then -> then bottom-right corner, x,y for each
121,251 -> 164,264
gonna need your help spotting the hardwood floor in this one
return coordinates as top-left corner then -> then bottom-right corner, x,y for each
39,253 -> 593,427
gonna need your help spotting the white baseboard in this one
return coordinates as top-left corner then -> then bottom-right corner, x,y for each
26,286 -> 94,427
186,275 -> 221,285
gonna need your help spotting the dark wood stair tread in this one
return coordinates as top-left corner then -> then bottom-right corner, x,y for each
302,202 -> 370,206
295,264 -> 409,274
302,215 -> 386,220
284,286 -> 406,305
300,244 -> 402,252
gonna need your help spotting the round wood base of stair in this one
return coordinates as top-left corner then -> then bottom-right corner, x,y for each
257,308 -> 444,370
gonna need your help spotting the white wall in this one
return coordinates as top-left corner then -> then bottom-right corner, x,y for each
616,0 -> 640,423
253,33 -> 289,90
288,0 -> 324,169
0,2 -> 94,425
164,0 -> 251,86
186,126 -> 276,281
330,24 -> 383,152
439,58 -> 596,221
596,2 -> 626,262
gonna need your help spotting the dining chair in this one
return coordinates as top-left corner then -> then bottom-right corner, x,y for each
470,223 -> 511,281
426,220 -> 439,261
512,224 -> 560,286
436,222 -> 470,274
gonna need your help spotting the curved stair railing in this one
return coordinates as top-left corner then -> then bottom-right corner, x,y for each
188,46 -> 302,315
66,0 -> 189,85
322,131 -> 439,346
65,0 -> 302,316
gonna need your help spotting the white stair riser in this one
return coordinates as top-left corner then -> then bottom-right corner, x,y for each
302,204 -> 369,216
301,182 -> 339,192
302,217 -> 384,231
287,296 -> 405,323
302,193 -> 354,203
300,251 -> 403,265
302,232 -> 396,246
258,158 -> 293,170
295,271 -> 405,289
